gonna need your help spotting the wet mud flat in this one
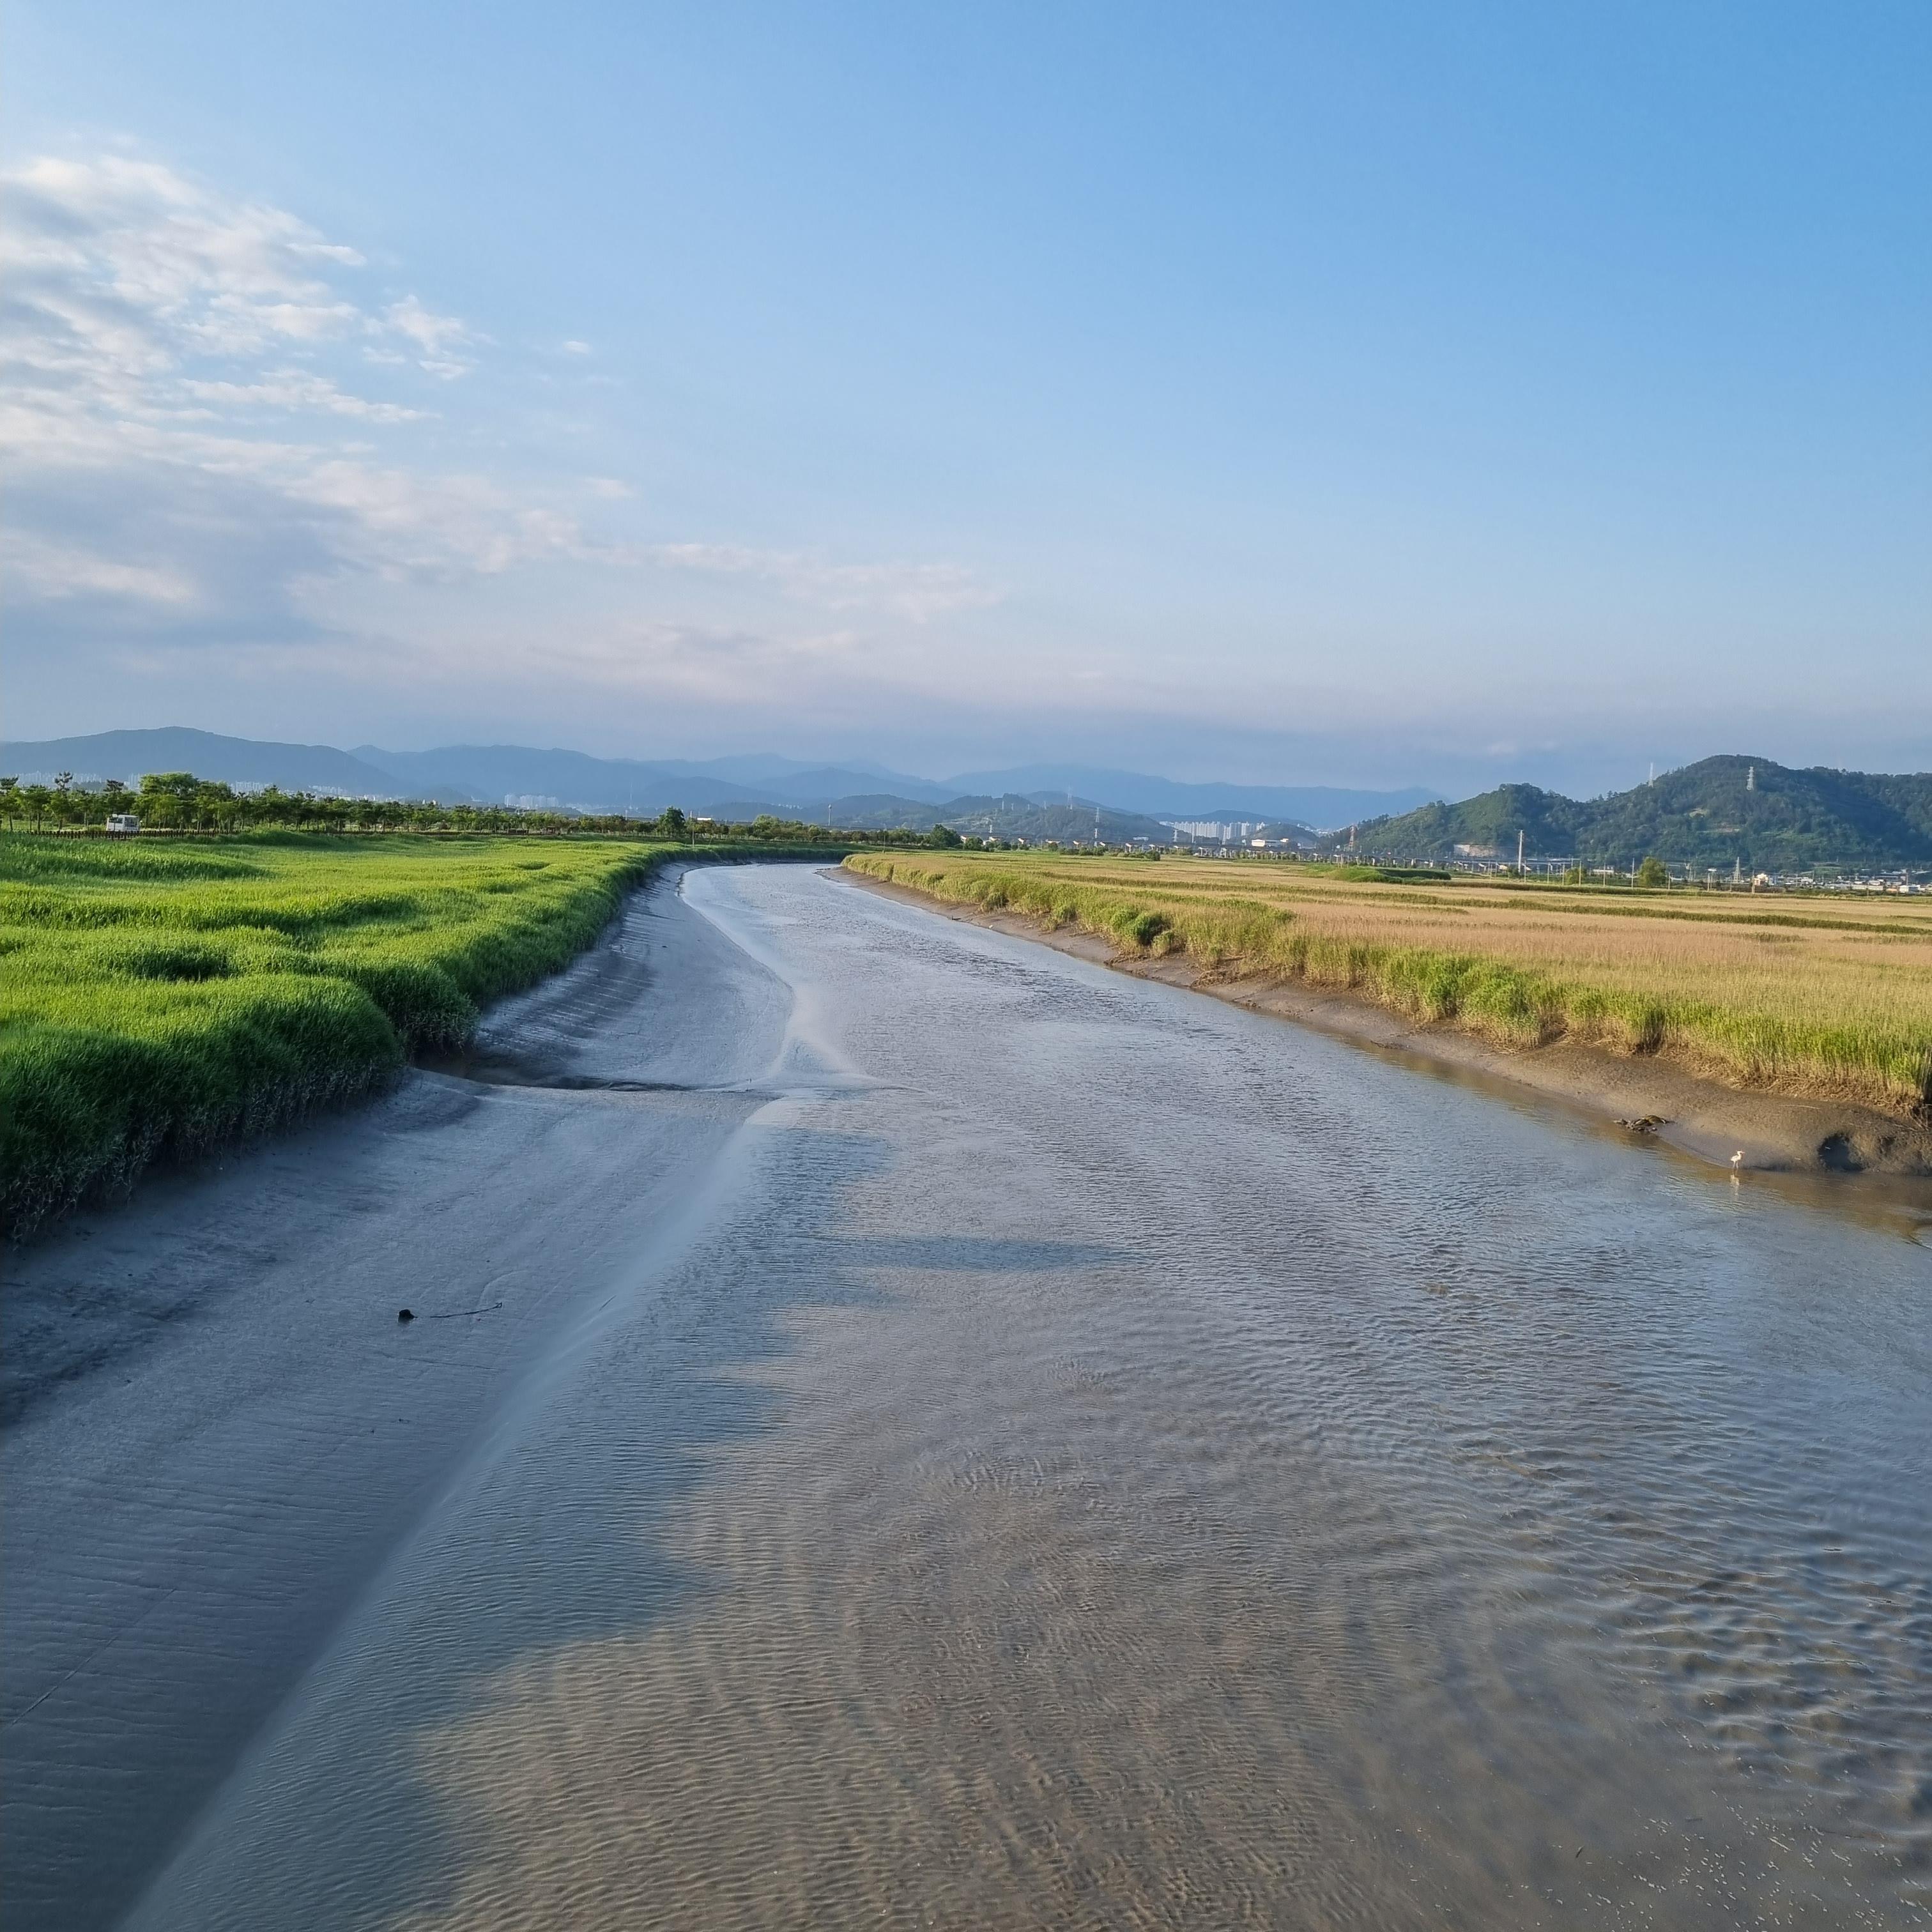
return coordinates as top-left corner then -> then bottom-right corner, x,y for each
0,867 -> 788,1929
7,863 -> 1931,1929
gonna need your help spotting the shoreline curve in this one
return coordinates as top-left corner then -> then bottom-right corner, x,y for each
836,868 -> 1932,1180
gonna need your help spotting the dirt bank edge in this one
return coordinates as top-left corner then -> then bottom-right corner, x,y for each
836,868 -> 1932,1178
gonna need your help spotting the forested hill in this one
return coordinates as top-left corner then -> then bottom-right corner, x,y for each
1340,756 -> 1932,871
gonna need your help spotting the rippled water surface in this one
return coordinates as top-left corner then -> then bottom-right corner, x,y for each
20,864 -> 1932,1928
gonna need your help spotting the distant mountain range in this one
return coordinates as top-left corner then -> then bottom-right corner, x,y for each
1,728 -> 408,799
931,766 -> 1438,827
1347,756 -> 1932,871
0,729 -> 1425,831
740,792 -> 1184,843
21,732 -> 1919,867
346,744 -> 959,813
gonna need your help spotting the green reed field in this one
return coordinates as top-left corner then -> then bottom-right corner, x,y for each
1,832 -> 697,1236
847,850 -> 1932,1119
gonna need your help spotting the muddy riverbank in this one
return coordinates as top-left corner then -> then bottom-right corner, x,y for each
841,866 -> 1932,1178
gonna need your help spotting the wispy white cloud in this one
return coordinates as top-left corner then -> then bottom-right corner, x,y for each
0,152 -> 581,624
3,156 -> 366,381
179,370 -> 429,422
3,528 -> 199,606
1,146 -> 1000,721
382,294 -> 476,378
650,542 -> 1000,622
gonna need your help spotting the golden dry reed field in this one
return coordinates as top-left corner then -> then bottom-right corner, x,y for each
845,851 -> 1932,1117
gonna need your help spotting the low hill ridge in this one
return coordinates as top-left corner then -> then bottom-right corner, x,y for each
1344,756 -> 1932,871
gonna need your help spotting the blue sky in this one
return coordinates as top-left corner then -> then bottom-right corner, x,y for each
5,1 -> 1928,792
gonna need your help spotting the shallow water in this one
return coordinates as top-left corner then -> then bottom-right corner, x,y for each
9,864 -> 1931,1928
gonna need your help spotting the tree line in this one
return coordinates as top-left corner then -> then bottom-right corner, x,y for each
0,771 -> 954,845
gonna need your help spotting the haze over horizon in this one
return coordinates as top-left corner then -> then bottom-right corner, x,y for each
5,3 -> 1928,797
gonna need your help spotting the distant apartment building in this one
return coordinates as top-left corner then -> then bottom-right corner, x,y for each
1168,820 -> 1262,843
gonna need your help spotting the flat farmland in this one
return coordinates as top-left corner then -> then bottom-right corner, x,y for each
0,832 -> 670,1234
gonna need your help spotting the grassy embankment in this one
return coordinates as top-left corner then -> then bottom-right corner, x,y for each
0,833 -> 821,1236
847,851 -> 1932,1117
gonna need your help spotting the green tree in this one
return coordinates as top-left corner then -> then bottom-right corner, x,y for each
49,773 -> 87,826
194,780 -> 240,829
925,823 -> 963,848
137,772 -> 198,827
1636,854 -> 1668,888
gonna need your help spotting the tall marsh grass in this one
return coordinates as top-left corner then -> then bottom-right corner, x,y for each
1,833 -> 684,1235
847,852 -> 1932,1117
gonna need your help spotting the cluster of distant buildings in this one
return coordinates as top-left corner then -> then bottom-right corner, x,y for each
1164,820 -> 1314,852
1167,819 -> 1265,843
1730,872 -> 1925,894
1443,845 -> 1925,891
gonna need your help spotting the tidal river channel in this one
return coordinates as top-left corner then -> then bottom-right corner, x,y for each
4,862 -> 1929,1928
